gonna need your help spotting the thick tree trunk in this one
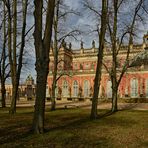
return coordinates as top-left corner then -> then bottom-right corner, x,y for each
91,55 -> 103,119
90,0 -> 108,119
32,62 -> 48,133
112,87 -> 118,112
32,0 -> 55,134
9,81 -> 19,114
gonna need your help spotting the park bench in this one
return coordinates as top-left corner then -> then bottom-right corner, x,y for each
64,104 -> 79,109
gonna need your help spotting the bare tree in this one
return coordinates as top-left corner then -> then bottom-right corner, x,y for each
104,0 -> 145,112
90,0 -> 108,119
0,2 -> 10,108
50,0 -> 80,111
32,0 -> 55,134
2,0 -> 29,114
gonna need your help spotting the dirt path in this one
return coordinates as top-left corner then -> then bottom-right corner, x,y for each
4,100 -> 148,110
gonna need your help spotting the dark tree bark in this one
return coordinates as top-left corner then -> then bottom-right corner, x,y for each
0,2 -> 7,108
90,0 -> 108,119
32,0 -> 55,134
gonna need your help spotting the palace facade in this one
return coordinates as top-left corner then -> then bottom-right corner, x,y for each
47,34 -> 148,100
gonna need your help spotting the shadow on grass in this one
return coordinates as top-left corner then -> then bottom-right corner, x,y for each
118,103 -> 140,111
0,107 -> 140,147
0,127 -> 32,145
45,109 -> 136,133
97,110 -> 114,119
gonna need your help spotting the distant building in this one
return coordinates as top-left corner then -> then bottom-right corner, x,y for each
47,34 -> 148,100
1,74 -> 36,101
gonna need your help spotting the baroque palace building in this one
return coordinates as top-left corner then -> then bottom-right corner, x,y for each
47,34 -> 148,100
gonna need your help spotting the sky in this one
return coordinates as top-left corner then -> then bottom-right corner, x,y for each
0,0 -> 148,83
62,0 -> 148,48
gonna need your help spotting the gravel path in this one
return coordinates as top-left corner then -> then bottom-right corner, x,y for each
5,100 -> 147,110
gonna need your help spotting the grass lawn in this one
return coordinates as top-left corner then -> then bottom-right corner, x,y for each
0,107 -> 147,148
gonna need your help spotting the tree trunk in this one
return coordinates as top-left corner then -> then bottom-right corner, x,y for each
8,0 -> 17,114
90,0 -> 108,119
32,0 -> 55,133
7,0 -> 28,114
51,75 -> 56,111
112,87 -> 118,112
110,0 -> 118,113
91,55 -> 103,119
32,65 -> 47,134
1,80 -> 6,108
0,1 -> 7,108
9,81 -> 19,114
51,42 -> 58,111
51,1 -> 60,111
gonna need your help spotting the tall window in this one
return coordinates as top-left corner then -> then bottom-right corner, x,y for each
73,80 -> 78,97
55,85 -> 58,97
84,80 -> 90,97
107,80 -> 112,98
131,78 -> 138,97
62,80 -> 68,97
46,85 -> 50,97
146,79 -> 148,97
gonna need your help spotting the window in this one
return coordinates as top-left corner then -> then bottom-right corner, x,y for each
85,63 -> 90,69
55,85 -> 58,97
80,64 -> 83,70
62,80 -> 68,97
46,85 -> 50,97
73,80 -> 78,97
131,78 -> 138,97
107,80 -> 112,98
125,86 -> 128,96
91,63 -> 95,70
84,80 -> 90,97
74,63 -> 78,70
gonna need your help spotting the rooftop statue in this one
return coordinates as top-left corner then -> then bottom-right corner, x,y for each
80,41 -> 83,49
61,39 -> 66,48
26,74 -> 33,81
92,40 -> 95,48
69,42 -> 72,50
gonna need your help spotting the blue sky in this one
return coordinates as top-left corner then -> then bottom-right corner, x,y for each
63,0 -> 148,48
0,0 -> 148,83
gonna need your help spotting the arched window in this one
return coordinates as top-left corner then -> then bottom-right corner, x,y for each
62,80 -> 68,97
131,78 -> 138,97
107,80 -> 112,98
73,80 -> 78,97
84,80 -> 90,97
146,79 -> 148,97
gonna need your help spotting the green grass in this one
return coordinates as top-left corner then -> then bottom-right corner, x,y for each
0,107 -> 147,148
